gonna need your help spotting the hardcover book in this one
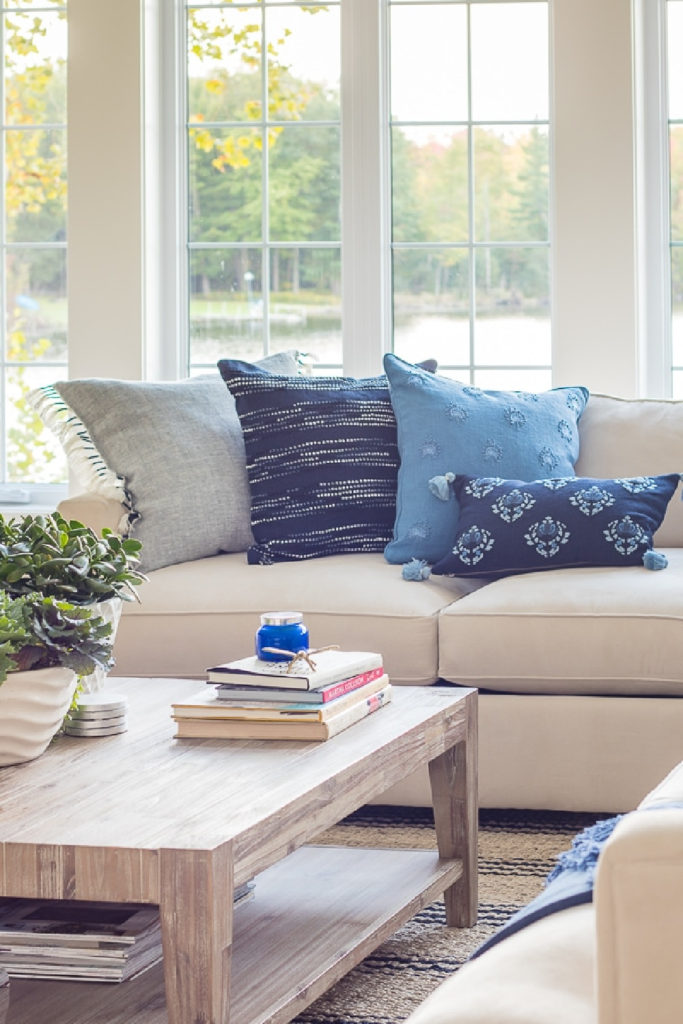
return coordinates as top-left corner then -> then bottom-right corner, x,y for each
214,665 -> 385,704
173,675 -> 389,723
174,684 -> 392,741
206,649 -> 383,690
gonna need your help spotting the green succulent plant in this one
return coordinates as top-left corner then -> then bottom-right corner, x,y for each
0,512 -> 146,605
0,591 -> 115,683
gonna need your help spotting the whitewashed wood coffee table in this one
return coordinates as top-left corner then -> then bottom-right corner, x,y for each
0,678 -> 477,1024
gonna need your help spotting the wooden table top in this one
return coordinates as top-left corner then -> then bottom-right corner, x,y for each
0,678 -> 475,886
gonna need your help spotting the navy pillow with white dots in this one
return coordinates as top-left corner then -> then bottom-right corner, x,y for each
219,359 -> 400,564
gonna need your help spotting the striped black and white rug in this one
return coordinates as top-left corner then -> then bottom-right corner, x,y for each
297,805 -> 606,1024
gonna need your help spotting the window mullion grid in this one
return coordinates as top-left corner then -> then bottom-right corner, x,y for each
261,5 -> 271,356
466,0 -> 475,385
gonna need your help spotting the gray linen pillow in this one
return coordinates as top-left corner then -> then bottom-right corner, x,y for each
28,351 -> 299,572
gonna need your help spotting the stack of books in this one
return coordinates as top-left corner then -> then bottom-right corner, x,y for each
0,883 -> 255,983
172,649 -> 391,741
0,900 -> 162,983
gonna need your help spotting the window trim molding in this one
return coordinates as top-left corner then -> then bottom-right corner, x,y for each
340,0 -> 389,377
634,0 -> 672,398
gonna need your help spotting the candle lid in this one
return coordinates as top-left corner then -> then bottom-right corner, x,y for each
260,611 -> 304,626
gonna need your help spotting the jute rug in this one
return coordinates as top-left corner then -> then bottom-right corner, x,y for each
297,805 -> 605,1024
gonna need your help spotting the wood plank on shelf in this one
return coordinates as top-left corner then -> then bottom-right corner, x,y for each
4,845 -> 461,1024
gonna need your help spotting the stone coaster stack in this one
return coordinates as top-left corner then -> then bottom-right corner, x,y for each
63,692 -> 129,737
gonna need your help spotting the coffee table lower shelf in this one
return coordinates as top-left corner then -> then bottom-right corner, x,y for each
6,844 -> 463,1024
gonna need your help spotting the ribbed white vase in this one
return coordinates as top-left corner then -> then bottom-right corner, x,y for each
0,667 -> 78,767
80,597 -> 123,694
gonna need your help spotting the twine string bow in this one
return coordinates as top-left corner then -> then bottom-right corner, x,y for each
260,644 -> 340,673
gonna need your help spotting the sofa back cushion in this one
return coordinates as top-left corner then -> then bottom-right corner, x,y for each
576,395 -> 683,547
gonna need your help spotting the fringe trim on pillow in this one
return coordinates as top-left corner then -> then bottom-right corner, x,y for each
27,385 -> 125,502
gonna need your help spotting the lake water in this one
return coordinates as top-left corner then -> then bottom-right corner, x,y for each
191,310 -> 551,390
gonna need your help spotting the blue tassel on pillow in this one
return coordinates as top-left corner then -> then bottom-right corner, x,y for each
428,472 -> 455,502
643,549 -> 668,571
402,558 -> 432,581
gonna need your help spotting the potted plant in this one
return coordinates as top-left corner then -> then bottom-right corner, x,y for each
0,512 -> 146,604
0,512 -> 146,691
0,591 -> 116,766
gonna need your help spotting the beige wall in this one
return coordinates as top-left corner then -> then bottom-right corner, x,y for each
67,0 -> 144,380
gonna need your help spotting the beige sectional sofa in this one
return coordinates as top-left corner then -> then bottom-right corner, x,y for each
405,758 -> 683,1024
57,391 -> 683,815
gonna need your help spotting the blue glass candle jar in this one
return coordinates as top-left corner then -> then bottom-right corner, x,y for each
255,611 -> 310,662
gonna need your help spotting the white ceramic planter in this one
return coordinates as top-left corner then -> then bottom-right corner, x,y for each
0,667 -> 78,767
81,597 -> 123,693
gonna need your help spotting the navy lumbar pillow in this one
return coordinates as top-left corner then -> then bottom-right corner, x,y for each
218,359 -> 402,564
383,353 -> 589,565
428,473 -> 680,579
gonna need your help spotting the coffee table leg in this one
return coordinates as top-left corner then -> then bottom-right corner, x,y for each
159,844 -> 233,1024
428,695 -> 478,928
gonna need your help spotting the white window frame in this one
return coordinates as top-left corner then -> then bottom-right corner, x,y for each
633,0 -> 671,397
0,2 -> 68,508
59,0 -> 659,481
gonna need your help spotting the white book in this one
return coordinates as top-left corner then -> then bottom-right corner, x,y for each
206,649 -> 383,690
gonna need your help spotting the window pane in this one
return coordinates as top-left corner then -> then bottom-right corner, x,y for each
7,365 -> 66,483
474,367 -> 552,391
270,247 -> 341,366
268,125 -> 340,242
5,128 -> 66,243
187,3 -> 340,370
474,246 -> 550,365
389,1 -> 549,380
266,5 -> 340,121
390,4 -> 468,122
3,4 -> 67,487
671,125 -> 683,242
669,1 -> 683,120
392,126 -> 468,244
672,247 -> 683,366
187,7 -> 262,123
3,0 -> 62,6
474,125 -> 548,243
4,10 -> 66,124
470,2 -> 548,122
393,248 -> 470,367
6,248 -> 66,362
189,248 -> 263,367
188,126 -> 262,243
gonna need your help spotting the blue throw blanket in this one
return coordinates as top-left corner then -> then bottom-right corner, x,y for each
470,815 -> 623,959
472,802 -> 683,959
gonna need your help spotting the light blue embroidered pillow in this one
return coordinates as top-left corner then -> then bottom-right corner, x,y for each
429,473 -> 679,579
383,353 -> 589,564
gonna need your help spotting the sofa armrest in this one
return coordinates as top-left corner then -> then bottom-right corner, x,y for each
57,492 -> 127,537
595,760 -> 683,1024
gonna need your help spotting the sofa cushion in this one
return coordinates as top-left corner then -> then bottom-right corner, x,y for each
404,904 -> 595,1024
383,353 -> 589,565
576,393 -> 683,546
28,351 -> 299,573
438,547 -> 683,696
429,473 -> 679,579
113,552 -> 482,684
218,359 -> 401,564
